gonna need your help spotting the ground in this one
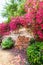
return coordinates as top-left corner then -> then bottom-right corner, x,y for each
0,47 -> 29,65
0,28 -> 33,65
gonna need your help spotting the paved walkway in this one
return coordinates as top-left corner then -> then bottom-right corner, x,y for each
0,47 -> 29,65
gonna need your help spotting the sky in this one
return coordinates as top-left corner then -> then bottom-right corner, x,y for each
0,0 -> 9,23
0,0 -> 18,23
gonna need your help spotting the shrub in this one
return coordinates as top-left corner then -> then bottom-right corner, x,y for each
26,41 -> 43,65
26,1 -> 43,41
9,16 -> 31,31
30,38 -> 35,44
24,0 -> 42,12
33,2 -> 43,40
0,23 -> 10,36
9,19 -> 17,30
24,1 -> 43,40
1,37 -> 14,49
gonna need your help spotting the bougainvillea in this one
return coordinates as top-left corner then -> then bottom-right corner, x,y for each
19,16 -> 27,27
0,23 -> 10,36
9,15 -> 32,31
0,0 -> 43,41
9,18 -> 17,31
24,1 -> 43,40
24,0 -> 43,12
33,1 -> 43,40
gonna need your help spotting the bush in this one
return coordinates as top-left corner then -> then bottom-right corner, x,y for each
1,37 -> 14,49
32,1 -> 43,40
26,41 -> 43,65
0,23 -> 10,36
30,38 -> 35,44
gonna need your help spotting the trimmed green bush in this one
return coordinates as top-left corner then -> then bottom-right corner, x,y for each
26,42 -> 43,65
1,37 -> 14,49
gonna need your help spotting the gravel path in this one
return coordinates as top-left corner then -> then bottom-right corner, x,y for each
0,47 -> 29,65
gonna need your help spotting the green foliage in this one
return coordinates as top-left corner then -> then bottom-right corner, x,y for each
2,0 -> 26,22
26,42 -> 43,65
1,37 -> 14,49
30,38 -> 35,44
2,3 -> 18,17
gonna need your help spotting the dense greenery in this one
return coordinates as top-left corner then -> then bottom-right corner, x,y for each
2,0 -> 26,22
1,37 -> 14,49
26,41 -> 43,65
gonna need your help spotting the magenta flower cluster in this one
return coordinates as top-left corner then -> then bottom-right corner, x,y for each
0,23 -> 10,36
0,14 -> 32,36
33,1 -> 43,40
9,14 -> 32,31
0,1 -> 43,41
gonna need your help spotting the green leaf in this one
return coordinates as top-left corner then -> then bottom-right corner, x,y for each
1,37 -> 14,49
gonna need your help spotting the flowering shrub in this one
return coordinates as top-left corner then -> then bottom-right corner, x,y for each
0,16 -> 28,35
0,1 -> 43,41
32,1 -> 43,40
19,16 -> 27,27
24,1 -> 43,40
9,15 -> 32,30
24,0 -> 43,12
9,18 -> 17,31
0,23 -> 10,36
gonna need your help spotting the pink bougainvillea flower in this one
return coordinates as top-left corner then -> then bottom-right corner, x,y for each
24,13 -> 31,24
9,21 -> 17,31
37,30 -> 43,39
38,8 -> 43,17
36,18 -> 42,24
24,0 -> 40,12
0,23 -> 9,35
36,9 -> 43,24
19,16 -> 26,27
39,34 -> 43,39
34,5 -> 43,40
37,30 -> 41,35
40,24 -> 43,29
39,1 -> 43,8
24,10 -> 35,24
15,17 -> 20,25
